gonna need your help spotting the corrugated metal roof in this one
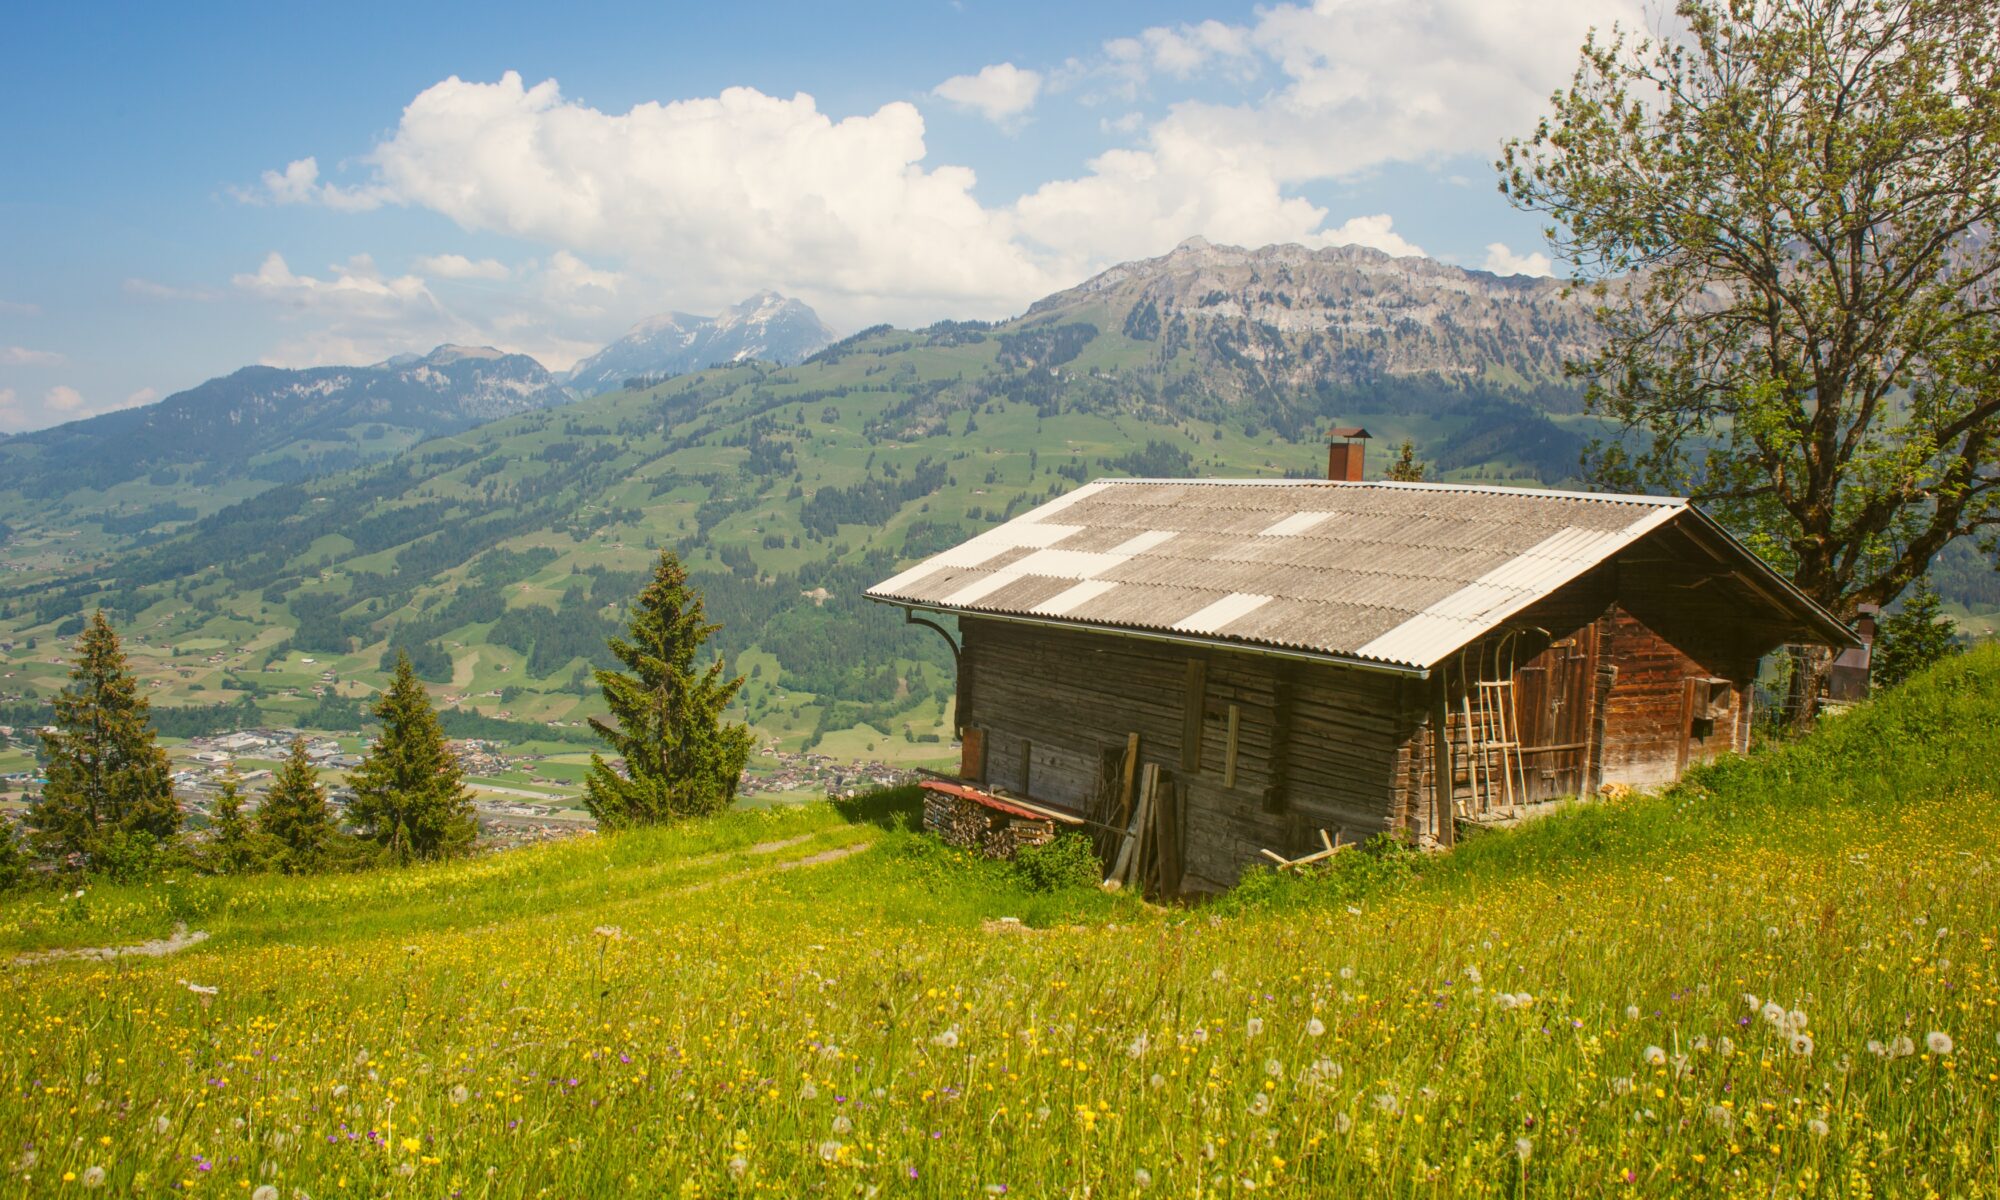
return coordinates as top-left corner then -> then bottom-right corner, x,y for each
865,478 -> 1841,671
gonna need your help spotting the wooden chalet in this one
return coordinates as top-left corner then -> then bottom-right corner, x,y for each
865,454 -> 1855,894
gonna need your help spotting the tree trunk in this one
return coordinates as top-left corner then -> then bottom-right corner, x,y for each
1783,644 -> 1833,732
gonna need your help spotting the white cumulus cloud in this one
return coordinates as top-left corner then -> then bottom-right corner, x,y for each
44,385 -> 86,413
1482,242 -> 1555,277
933,62 -> 1044,123
3,345 -> 66,367
414,253 -> 511,281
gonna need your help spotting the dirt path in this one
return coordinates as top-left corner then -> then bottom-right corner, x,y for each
10,923 -> 210,967
776,845 -> 866,870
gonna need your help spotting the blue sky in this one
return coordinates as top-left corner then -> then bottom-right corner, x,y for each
0,0 -> 1636,433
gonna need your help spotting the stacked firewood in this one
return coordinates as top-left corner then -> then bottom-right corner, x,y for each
982,818 -> 1056,859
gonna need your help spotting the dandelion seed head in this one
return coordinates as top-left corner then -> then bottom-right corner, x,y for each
1926,1031 -> 1953,1055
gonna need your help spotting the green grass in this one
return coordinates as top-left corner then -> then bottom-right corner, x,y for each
2,651 -> 1998,1195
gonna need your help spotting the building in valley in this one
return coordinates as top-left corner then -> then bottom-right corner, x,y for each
865,443 -> 1854,893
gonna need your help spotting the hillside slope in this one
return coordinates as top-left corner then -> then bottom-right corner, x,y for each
5,648 -> 1995,1194
0,344 -> 569,563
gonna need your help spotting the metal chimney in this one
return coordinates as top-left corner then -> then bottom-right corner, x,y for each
1327,426 -> 1371,482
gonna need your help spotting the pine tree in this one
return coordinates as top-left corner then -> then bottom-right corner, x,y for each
1872,579 -> 1963,690
209,764 -> 254,873
1385,440 -> 1427,483
348,652 -> 476,862
258,736 -> 332,873
0,820 -> 25,891
584,552 -> 754,829
27,611 -> 177,863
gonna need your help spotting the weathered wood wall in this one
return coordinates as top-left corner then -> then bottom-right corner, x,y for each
955,544 -> 1773,887
958,617 -> 1419,891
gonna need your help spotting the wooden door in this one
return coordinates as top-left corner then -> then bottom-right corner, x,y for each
1513,628 -> 1597,801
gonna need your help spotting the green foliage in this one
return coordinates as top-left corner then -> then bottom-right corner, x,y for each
93,829 -> 163,885
1010,832 -> 1102,893
0,822 -> 25,892
347,653 -> 477,863
1872,578 -> 1963,689
1501,0 -> 2000,619
258,736 -> 333,874
584,553 -> 753,829
27,612 -> 178,865
1384,439 -> 1426,482
208,767 -> 259,875
1209,834 -> 1422,917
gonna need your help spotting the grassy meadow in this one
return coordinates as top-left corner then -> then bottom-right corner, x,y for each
4,648 -> 1998,1196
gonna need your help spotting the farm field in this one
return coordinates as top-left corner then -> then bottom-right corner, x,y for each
2,648 -> 1997,1196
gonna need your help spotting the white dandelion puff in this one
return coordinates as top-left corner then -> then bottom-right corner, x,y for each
1306,1017 -> 1326,1038
1926,1031 -> 1954,1055
1514,1137 -> 1533,1162
818,1141 -> 842,1163
1789,1033 -> 1814,1058
1134,1168 -> 1153,1190
1807,1118 -> 1829,1138
253,1188 -> 279,1200
727,1155 -> 747,1178
1625,1004 -> 1641,1021
831,1115 -> 852,1135
1248,1092 -> 1271,1117
1643,1045 -> 1667,1066
931,1026 -> 960,1049
82,1167 -> 107,1189
1245,1017 -> 1264,1039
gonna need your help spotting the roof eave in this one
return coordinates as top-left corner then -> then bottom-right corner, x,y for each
1673,508 -> 1861,649
864,594 -> 1433,678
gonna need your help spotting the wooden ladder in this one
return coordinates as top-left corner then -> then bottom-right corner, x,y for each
1458,638 -> 1526,816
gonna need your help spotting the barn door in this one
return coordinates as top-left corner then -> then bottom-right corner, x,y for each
1513,629 -> 1596,801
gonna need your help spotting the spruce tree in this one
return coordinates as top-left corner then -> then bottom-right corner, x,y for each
0,821 -> 25,891
1385,440 -> 1426,483
27,611 -> 177,863
209,765 -> 254,873
258,736 -> 332,873
1872,579 -> 1963,689
348,652 -> 476,862
584,551 -> 753,828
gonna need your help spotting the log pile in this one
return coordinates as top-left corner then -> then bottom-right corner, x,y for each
923,786 -> 1057,860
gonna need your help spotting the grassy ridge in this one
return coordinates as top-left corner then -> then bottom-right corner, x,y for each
2,649 -> 1997,1195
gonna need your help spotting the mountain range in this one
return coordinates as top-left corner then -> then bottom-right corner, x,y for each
563,291 -> 837,394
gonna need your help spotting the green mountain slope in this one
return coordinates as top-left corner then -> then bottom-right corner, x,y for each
0,241 -> 1619,747
0,345 -> 570,577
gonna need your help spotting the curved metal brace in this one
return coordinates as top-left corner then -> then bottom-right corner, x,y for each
903,609 -> 961,663
902,607 -> 967,735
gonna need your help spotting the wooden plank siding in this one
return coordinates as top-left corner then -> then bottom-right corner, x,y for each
954,547 -> 1768,891
957,617 -> 1414,890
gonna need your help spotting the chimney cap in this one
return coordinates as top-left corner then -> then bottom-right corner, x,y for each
1328,426 -> 1372,440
